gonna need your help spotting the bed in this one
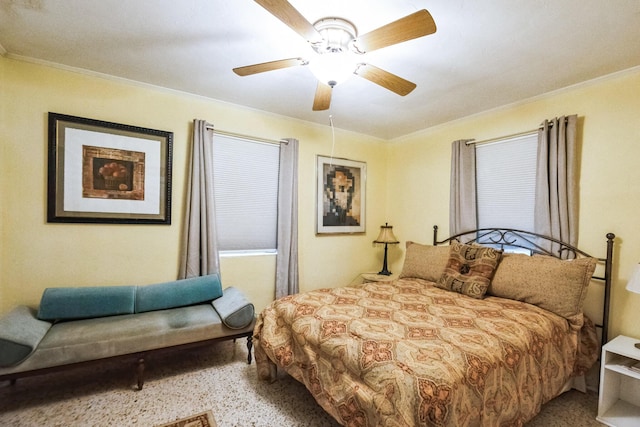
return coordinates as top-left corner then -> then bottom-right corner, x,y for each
253,227 -> 615,426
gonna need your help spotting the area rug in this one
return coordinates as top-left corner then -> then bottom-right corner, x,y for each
154,410 -> 217,427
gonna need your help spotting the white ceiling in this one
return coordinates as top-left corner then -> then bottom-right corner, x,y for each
1,0 -> 639,139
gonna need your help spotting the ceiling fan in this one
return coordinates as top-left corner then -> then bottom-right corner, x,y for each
233,0 -> 437,111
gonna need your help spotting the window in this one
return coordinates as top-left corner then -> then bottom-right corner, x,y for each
475,133 -> 538,249
212,134 -> 280,253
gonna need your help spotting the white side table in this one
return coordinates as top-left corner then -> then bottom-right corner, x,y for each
361,273 -> 397,283
597,335 -> 640,426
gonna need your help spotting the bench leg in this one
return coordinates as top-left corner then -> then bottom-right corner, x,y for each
246,335 -> 253,364
136,358 -> 145,390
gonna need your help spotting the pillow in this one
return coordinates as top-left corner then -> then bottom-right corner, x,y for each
38,286 -> 136,320
399,242 -> 450,282
436,242 -> 503,299
135,274 -> 224,313
0,306 -> 52,367
489,253 -> 597,320
211,287 -> 255,329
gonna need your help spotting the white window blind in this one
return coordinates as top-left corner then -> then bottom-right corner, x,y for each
476,133 -> 538,232
213,134 -> 280,252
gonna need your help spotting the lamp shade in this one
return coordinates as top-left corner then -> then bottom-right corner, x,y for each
374,223 -> 399,244
626,263 -> 640,294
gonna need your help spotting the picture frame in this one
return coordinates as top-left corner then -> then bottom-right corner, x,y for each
47,112 -> 173,224
316,155 -> 366,234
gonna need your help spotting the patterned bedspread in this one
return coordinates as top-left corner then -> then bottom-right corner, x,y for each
254,278 -> 596,427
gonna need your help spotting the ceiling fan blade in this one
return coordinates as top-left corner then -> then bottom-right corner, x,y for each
312,82 -> 332,111
354,9 -> 436,53
233,58 -> 306,76
254,0 -> 322,43
355,63 -> 416,96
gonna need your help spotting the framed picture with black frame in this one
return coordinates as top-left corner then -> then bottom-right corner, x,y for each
47,112 -> 173,224
316,155 -> 366,234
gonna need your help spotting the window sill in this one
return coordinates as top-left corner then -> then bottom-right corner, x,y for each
219,250 -> 277,258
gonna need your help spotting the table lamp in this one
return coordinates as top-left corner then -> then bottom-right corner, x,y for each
626,263 -> 640,349
373,223 -> 399,276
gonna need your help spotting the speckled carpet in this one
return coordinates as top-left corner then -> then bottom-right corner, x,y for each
0,340 -> 603,426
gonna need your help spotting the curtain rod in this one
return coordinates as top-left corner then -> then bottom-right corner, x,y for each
465,117 -> 567,146
204,124 -> 288,145
465,129 -> 538,146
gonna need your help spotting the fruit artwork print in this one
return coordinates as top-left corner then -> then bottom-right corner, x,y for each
94,159 -> 134,191
82,145 -> 145,201
48,112 -> 172,224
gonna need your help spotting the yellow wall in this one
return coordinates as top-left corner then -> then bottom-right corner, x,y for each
0,56 -> 389,314
2,55 -> 639,343
387,67 -> 640,340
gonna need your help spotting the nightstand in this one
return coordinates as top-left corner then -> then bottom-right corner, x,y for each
361,273 -> 397,283
597,335 -> 640,426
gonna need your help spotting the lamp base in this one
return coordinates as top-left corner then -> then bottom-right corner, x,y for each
378,243 -> 392,276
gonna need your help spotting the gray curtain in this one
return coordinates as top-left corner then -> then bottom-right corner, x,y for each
534,115 -> 578,254
275,138 -> 299,298
178,119 -> 220,279
449,139 -> 477,237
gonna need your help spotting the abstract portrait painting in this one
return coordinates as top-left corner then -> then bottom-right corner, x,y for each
316,155 -> 366,234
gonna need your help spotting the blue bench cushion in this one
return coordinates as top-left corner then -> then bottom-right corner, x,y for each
0,306 -> 52,367
38,286 -> 136,321
135,274 -> 223,313
212,287 -> 255,329
36,275 -> 224,321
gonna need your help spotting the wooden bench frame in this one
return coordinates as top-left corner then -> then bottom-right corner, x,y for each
0,329 -> 253,390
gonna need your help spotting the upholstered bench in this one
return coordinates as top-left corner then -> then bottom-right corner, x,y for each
0,274 -> 255,390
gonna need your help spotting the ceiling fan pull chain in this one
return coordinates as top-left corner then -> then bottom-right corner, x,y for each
329,115 -> 336,167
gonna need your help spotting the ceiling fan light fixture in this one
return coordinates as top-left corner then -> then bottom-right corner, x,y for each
312,18 -> 357,54
236,2 -> 435,110
308,18 -> 359,87
308,51 -> 357,87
